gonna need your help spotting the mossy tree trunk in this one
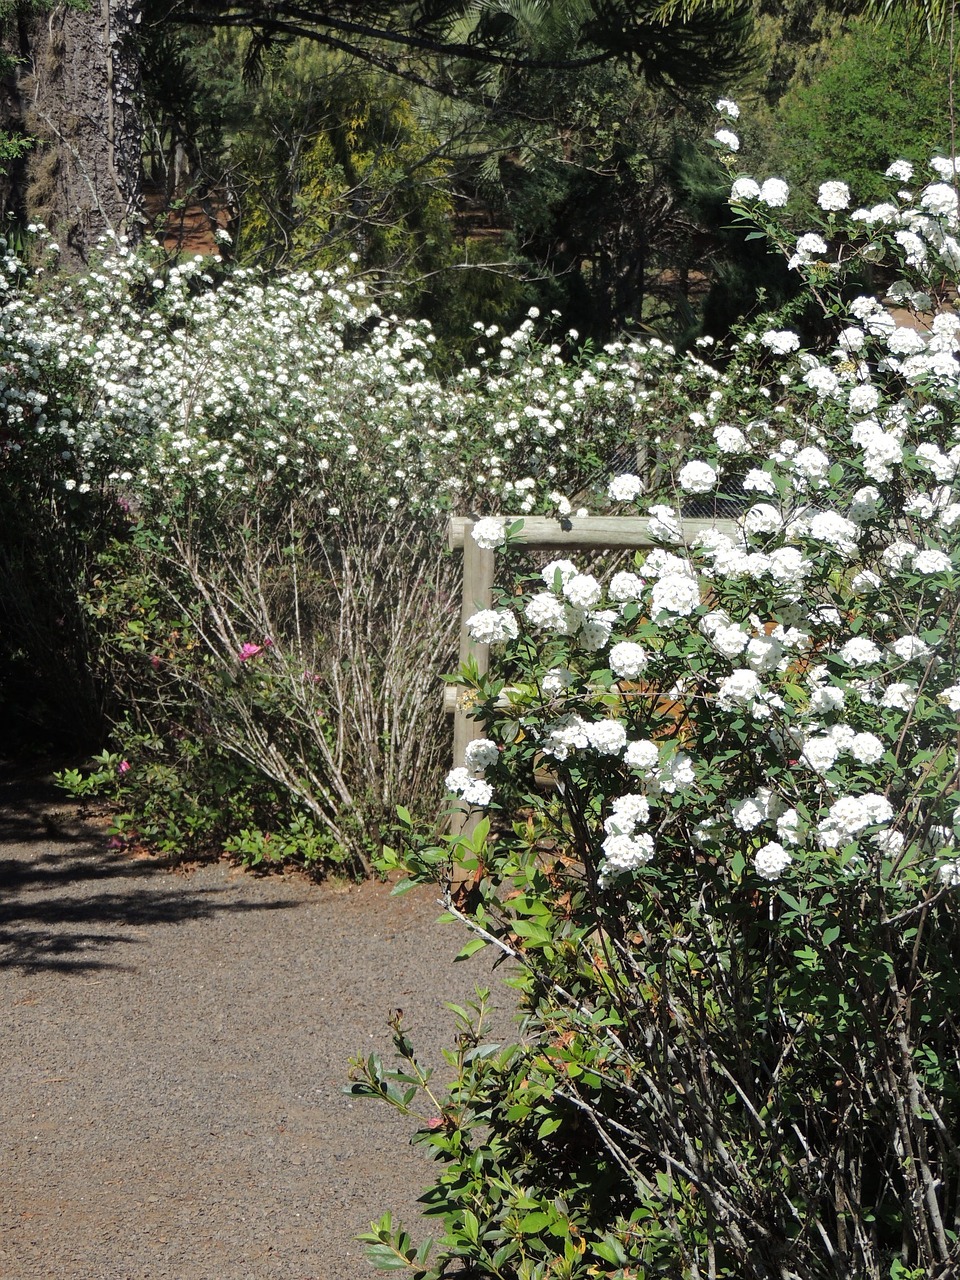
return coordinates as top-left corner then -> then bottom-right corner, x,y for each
8,0 -> 143,266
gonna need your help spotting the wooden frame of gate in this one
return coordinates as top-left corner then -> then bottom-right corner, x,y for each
444,514 -> 738,835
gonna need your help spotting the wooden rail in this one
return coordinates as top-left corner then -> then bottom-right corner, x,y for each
445,514 -> 738,835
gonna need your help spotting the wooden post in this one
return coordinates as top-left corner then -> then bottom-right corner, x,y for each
443,513 -> 740,836
449,522 -> 495,837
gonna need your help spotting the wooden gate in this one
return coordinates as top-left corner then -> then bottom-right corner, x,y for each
445,514 -> 737,834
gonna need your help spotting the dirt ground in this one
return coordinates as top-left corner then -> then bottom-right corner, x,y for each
0,766 -> 508,1280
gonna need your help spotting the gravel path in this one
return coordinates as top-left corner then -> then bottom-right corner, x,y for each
0,768 -> 504,1280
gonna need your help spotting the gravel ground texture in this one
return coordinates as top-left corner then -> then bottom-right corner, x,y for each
0,766 -> 508,1280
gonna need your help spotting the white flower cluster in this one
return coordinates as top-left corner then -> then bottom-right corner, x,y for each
600,793 -> 655,885
0,233 -> 671,521
818,794 -> 895,848
754,841 -> 792,881
463,149 -> 960,901
445,737 -> 500,808
466,609 -> 519,646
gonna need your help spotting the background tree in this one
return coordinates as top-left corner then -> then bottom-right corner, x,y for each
764,15 -> 951,206
0,0 -> 143,265
169,0 -> 756,98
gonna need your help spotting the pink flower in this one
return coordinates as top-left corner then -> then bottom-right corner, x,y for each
118,760 -> 131,774
149,655 -> 161,670
238,637 -> 274,662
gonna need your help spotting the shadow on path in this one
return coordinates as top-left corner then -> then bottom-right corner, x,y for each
0,763 -> 303,974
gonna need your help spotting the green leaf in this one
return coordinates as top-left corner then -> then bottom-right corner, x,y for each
778,890 -> 807,915
822,925 -> 841,946
518,1211 -> 553,1233
455,937 -> 488,960
461,1209 -> 480,1243
594,1238 -> 628,1265
364,1243 -> 410,1271
537,1114 -> 563,1138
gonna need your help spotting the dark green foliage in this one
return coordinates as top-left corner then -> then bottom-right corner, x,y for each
484,61 -> 708,339
0,484 -> 110,753
671,138 -> 799,338
171,0 -> 757,95
770,16 -> 952,207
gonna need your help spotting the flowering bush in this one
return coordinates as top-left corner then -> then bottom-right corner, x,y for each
0,229 -> 665,866
354,141 -> 960,1276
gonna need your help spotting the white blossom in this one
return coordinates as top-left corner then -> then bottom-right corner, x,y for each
647,504 -> 682,543
777,809 -> 803,847
464,738 -> 499,771
541,713 -> 590,760
818,181 -> 850,211
604,793 -> 651,836
743,503 -> 783,536
541,558 -> 579,587
579,610 -> 616,651
761,330 -> 800,355
608,473 -> 643,502
759,178 -> 790,207
819,793 -> 894,847
624,739 -> 660,773
789,233 -> 829,269
754,841 -> 792,880
921,182 -> 959,219
743,468 -> 777,496
651,572 -> 700,617
445,767 -> 493,807
730,176 -> 761,202
609,641 -> 648,678
563,573 -> 602,609
655,752 -> 696,793
608,571 -> 646,602
600,833 -> 655,883
714,424 -> 749,453
801,735 -> 841,774
586,720 -> 628,755
471,516 -> 508,549
885,160 -> 914,182
850,732 -> 885,765
678,460 -> 718,493
840,637 -> 883,666
466,609 -> 519,645
526,592 -> 575,632
881,681 -> 918,710
913,548 -> 952,574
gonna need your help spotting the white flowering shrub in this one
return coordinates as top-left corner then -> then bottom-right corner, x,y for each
0,230 -> 667,866
355,145 -> 960,1277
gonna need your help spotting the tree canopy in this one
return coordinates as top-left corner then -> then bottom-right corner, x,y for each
165,0 -> 756,98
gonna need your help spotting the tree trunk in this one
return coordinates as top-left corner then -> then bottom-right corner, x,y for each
12,0 -> 143,267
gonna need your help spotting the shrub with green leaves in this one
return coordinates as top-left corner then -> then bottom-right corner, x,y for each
0,229 -> 659,867
353,122 -> 960,1277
